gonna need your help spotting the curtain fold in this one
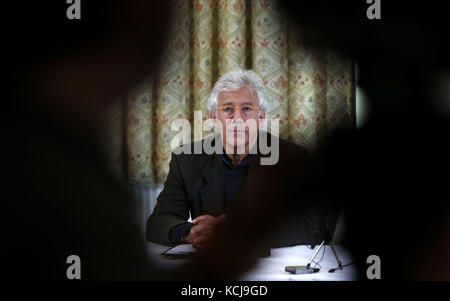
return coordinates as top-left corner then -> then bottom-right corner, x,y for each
103,0 -> 355,185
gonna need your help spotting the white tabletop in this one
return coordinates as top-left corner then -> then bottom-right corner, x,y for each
145,242 -> 359,281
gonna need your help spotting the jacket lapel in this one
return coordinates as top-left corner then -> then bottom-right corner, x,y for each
198,135 -> 225,217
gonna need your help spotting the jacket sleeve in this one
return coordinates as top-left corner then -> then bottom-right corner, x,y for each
146,153 -> 191,246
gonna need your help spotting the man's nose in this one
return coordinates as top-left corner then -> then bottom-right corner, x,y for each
233,108 -> 243,120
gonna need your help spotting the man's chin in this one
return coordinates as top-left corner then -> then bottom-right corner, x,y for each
225,140 -> 248,153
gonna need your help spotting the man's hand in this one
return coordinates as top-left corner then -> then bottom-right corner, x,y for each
183,214 -> 226,249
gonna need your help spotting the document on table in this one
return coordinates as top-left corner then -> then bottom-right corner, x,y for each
162,244 -> 198,258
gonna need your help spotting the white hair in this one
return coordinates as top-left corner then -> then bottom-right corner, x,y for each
207,69 -> 268,114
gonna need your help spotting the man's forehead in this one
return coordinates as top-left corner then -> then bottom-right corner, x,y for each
218,87 -> 258,103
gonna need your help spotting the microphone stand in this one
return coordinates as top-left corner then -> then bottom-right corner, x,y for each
306,224 -> 349,273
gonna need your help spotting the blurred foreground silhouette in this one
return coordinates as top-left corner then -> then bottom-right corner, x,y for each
279,0 -> 450,280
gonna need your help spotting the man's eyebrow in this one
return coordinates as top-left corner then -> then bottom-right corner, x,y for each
220,101 -> 256,106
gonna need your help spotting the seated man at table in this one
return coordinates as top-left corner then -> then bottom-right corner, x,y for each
146,69 -> 323,249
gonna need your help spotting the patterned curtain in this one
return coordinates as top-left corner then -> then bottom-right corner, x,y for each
102,0 -> 355,185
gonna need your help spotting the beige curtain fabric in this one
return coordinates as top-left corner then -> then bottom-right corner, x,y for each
102,0 -> 355,184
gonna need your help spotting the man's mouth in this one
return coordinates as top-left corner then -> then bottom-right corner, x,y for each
227,127 -> 248,133
227,130 -> 248,136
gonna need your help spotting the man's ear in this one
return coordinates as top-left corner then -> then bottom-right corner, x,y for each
210,111 -> 218,129
258,110 -> 267,130
259,110 -> 266,119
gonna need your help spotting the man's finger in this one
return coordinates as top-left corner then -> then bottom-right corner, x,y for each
208,214 -> 227,226
216,214 -> 227,223
191,224 -> 215,234
192,214 -> 213,224
193,214 -> 226,226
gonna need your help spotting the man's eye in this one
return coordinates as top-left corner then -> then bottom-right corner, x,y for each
242,107 -> 253,112
223,107 -> 234,112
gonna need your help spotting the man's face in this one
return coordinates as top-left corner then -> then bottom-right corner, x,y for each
211,87 -> 265,153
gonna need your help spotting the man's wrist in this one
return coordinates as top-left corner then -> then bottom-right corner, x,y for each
170,222 -> 194,244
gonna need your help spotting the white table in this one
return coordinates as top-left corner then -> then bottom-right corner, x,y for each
145,242 -> 359,281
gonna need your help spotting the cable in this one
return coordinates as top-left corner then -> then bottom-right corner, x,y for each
311,243 -> 326,269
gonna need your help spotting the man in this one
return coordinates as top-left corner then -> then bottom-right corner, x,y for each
147,69 -> 321,249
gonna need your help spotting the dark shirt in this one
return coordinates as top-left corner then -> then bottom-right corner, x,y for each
222,153 -> 255,205
169,153 -> 255,244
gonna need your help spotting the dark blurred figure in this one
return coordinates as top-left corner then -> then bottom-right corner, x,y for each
279,0 -> 450,280
5,1 -> 175,280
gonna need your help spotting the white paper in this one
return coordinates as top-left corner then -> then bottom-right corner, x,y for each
163,244 -> 198,256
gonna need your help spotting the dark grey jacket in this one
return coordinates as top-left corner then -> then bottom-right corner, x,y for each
146,133 -> 320,247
